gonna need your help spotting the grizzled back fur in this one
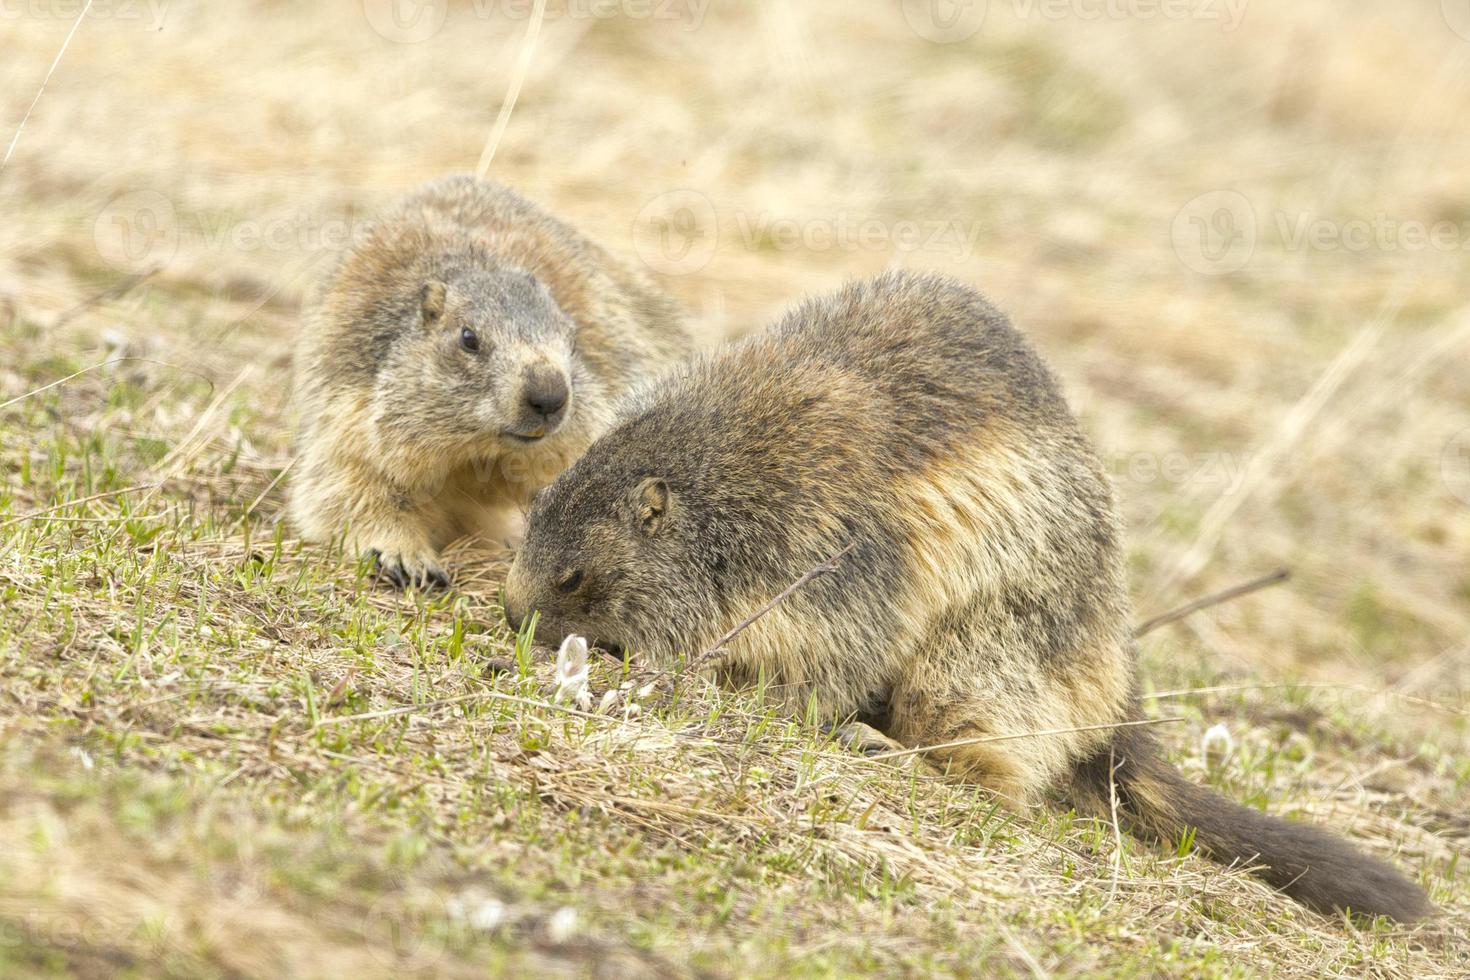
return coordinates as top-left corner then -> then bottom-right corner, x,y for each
507,269 -> 1132,737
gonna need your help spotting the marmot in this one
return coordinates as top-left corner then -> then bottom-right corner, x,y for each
291,174 -> 692,587
504,270 -> 1429,921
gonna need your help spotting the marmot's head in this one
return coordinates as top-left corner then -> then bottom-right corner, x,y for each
502,417 -> 726,663
503,349 -> 863,664
366,263 -> 586,485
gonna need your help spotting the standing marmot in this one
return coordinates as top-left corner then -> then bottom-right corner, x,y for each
291,175 -> 692,587
503,270 -> 1429,921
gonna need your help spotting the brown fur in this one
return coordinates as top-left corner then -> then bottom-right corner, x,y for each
291,174 -> 692,586
503,270 -> 1429,921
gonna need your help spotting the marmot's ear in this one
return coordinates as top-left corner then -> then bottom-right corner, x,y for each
421,280 -> 447,325
634,477 -> 671,537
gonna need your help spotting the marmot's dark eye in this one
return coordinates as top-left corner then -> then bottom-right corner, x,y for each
459,327 -> 481,353
556,569 -> 584,595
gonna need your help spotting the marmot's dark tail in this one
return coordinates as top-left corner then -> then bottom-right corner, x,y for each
1069,725 -> 1431,922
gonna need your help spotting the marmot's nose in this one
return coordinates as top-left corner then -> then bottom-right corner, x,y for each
524,370 -> 569,419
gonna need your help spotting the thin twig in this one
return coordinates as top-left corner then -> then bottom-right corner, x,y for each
210,251 -> 329,341
995,921 -> 1051,980
1,0 -> 93,173
862,716 -> 1185,763
1133,568 -> 1289,638
5,509 -> 176,525
310,692 -> 490,729
51,265 -> 160,331
0,357 -> 215,412
153,365 -> 254,473
0,483 -> 161,530
664,543 -> 855,690
1142,681 -> 1468,718
311,686 -> 641,731
240,456 -> 297,522
475,0 -> 548,177
1106,743 -> 1125,903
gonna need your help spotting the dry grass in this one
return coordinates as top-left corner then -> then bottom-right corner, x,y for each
1,1 -> 1468,976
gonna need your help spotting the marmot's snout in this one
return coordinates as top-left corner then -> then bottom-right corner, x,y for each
502,597 -> 526,632
504,364 -> 571,441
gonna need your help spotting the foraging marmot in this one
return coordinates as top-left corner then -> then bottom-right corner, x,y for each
503,271 -> 1429,921
291,174 -> 692,587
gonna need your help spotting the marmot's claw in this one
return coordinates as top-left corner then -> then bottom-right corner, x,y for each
368,549 -> 450,591
827,721 -> 906,758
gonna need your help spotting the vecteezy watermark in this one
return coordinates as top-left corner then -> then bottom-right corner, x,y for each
0,910 -> 159,954
0,0 -> 168,28
1172,191 -> 1470,276
900,0 -> 988,42
631,189 -> 987,276
93,190 -> 180,274
91,191 -> 375,274
362,0 -> 448,43
1444,0 -> 1470,42
1274,212 -> 1470,255
1443,427 -> 1470,506
1170,190 -> 1257,276
632,189 -> 719,276
362,886 -> 449,970
363,0 -> 709,42
487,0 -> 710,29
899,0 -> 1247,43
1103,450 -> 1251,494
733,211 -> 984,261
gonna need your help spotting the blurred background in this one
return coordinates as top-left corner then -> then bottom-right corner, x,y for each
6,0 -> 1467,705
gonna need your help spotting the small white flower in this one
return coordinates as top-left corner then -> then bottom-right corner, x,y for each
447,892 -> 507,932
553,635 -> 592,711
70,746 -> 94,770
545,906 -> 578,943
101,326 -> 134,364
1201,723 -> 1234,766
468,898 -> 507,931
597,689 -> 620,714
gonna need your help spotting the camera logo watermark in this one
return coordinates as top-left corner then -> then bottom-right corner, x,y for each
94,190 -> 180,274
362,887 -> 449,969
901,0 -> 988,43
632,189 -> 719,276
1445,0 -> 1470,42
362,0 -> 448,43
1171,190 -> 1257,276
1443,428 -> 1470,506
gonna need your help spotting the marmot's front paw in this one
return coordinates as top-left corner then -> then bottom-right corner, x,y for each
826,721 -> 907,758
825,722 -> 935,775
368,548 -> 450,590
